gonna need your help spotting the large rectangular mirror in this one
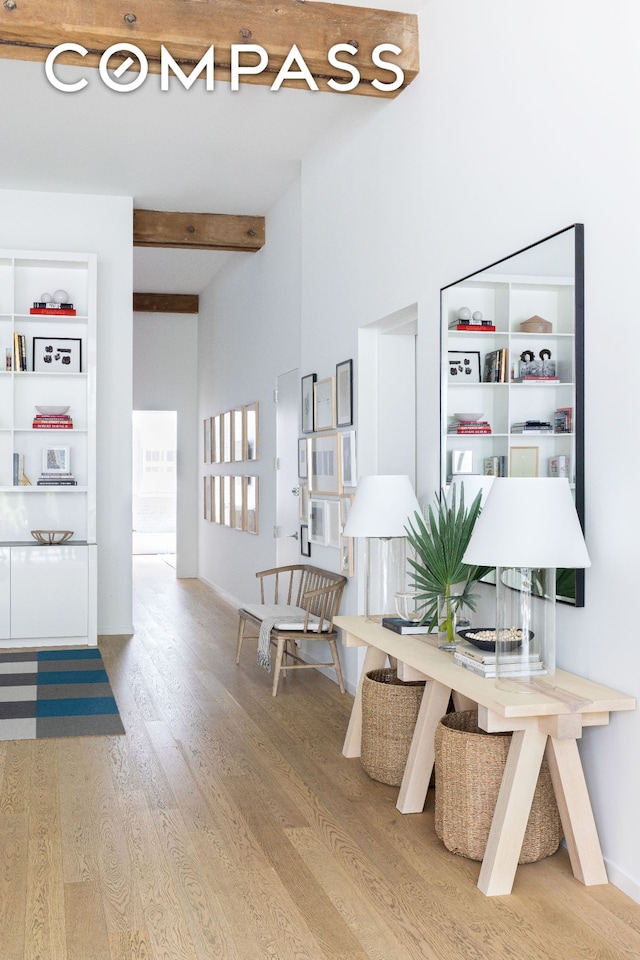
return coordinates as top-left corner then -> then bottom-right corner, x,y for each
440,224 -> 585,605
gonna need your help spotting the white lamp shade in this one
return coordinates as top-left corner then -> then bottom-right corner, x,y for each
462,477 -> 591,569
343,475 -> 421,538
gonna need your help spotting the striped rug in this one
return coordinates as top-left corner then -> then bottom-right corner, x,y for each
0,648 -> 125,740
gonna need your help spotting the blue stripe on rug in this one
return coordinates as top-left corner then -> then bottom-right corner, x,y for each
37,669 -> 109,685
38,649 -> 102,661
36,696 -> 121,717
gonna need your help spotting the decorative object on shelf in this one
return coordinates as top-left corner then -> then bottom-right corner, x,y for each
344,474 -> 421,619
454,412 -> 483,422
448,350 -> 481,382
300,372 -> 317,433
314,376 -> 336,431
462,477 -> 591,689
450,449 -> 473,475
32,336 -> 82,373
31,291 -> 76,316
336,358 -> 353,427
519,314 -> 552,333
35,405 -> 69,416
53,289 -> 69,303
30,529 -> 74,545
456,628 -> 526,653
458,307 -> 472,322
405,485 -> 492,643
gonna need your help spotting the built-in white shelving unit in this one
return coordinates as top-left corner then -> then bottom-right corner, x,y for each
0,250 -> 97,646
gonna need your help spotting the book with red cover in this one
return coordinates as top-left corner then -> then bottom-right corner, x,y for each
29,308 -> 77,316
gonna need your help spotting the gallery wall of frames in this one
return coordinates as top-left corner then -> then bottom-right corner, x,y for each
299,359 -> 356,576
202,401 -> 259,535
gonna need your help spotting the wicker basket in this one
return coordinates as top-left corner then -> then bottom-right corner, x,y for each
434,710 -> 563,863
361,668 -> 426,786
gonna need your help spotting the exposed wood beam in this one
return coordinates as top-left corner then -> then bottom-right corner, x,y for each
0,0 -> 419,98
133,293 -> 199,314
133,210 -> 265,253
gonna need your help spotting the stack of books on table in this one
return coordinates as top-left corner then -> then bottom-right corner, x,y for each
448,419 -> 492,434
382,617 -> 432,635
453,640 -> 546,678
32,413 -> 73,430
36,472 -> 77,486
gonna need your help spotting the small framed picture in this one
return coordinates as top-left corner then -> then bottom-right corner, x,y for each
244,476 -> 259,534
309,433 -> 341,495
244,401 -> 259,461
212,475 -> 221,523
212,415 -> 221,464
222,411 -> 232,462
298,437 -> 309,479
204,475 -> 212,521
300,524 -> 311,557
42,445 -> 70,474
314,377 -> 336,431
340,430 -> 357,487
339,534 -> 354,577
301,373 -> 317,433
33,337 -> 82,373
299,482 -> 309,521
233,476 -> 244,529
309,498 -> 327,545
447,350 -> 481,383
232,409 -> 244,462
222,475 -> 232,526
510,445 -> 539,478
336,359 -> 353,427
203,418 -> 212,464
326,499 -> 341,548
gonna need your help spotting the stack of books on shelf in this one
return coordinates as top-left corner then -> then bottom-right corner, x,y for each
483,348 -> 508,383
448,419 -> 492,434
32,413 -> 73,430
12,453 -> 30,486
29,301 -> 77,316
484,455 -> 507,476
549,454 -> 571,478
453,640 -> 546,678
36,472 -> 77,486
553,407 -> 573,433
13,332 -> 27,371
510,420 -> 553,435
513,374 -> 559,383
449,319 -> 496,332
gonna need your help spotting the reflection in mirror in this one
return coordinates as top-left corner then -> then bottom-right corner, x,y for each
440,224 -> 584,606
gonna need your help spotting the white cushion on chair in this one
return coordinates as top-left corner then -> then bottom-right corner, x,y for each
240,603 -> 330,632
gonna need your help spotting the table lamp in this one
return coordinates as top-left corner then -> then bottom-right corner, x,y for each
462,477 -> 590,690
344,474 -> 421,620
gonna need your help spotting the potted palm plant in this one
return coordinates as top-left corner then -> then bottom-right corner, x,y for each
405,487 -> 492,646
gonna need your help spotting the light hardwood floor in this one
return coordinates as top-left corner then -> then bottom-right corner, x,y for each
2,555 -> 640,960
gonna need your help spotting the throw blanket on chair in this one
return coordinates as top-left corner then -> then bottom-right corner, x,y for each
257,616 -> 309,670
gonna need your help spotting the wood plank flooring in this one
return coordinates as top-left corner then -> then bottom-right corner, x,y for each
1,555 -> 640,960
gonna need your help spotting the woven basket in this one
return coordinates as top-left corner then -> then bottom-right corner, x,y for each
434,710 -> 563,863
361,668 -> 426,786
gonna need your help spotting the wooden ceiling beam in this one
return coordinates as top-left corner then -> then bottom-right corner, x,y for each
133,293 -> 199,314
133,210 -> 265,253
0,0 -> 419,98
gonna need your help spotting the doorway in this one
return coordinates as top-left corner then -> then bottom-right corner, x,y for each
132,410 -> 177,559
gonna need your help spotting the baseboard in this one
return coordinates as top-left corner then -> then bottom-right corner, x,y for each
605,860 -> 640,904
197,575 -> 241,610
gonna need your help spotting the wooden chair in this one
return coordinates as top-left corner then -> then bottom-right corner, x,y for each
236,564 -> 347,696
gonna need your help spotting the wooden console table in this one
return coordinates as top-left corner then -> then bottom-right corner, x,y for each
336,615 -> 636,896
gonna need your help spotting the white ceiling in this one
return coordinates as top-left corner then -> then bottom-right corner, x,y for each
0,0 -> 422,296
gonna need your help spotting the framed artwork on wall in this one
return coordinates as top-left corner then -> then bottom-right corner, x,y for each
222,475 -> 232,525
309,433 -> 341,495
212,415 -> 221,464
222,411 -> 232,462
299,482 -> 309,521
244,476 -> 259,534
212,475 -> 221,524
244,401 -> 259,461
314,377 -> 336,431
300,523 -> 311,557
298,437 -> 309,479
33,336 -> 82,373
232,409 -> 244,462
336,359 -> 353,427
203,418 -> 212,464
325,499 -> 341,548
203,475 -> 212,520
233,475 -> 244,529
309,498 -> 327,545
301,373 -> 317,433
340,430 -> 357,487
447,350 -> 481,383
340,534 -> 354,577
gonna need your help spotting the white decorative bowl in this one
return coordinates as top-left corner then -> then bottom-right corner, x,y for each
35,405 -> 69,416
454,412 -> 484,422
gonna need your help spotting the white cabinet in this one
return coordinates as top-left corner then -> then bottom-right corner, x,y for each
0,250 -> 97,645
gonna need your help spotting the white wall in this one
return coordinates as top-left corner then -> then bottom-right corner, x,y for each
198,0 -> 640,901
0,189 -> 133,635
197,180 -> 302,603
133,312 -> 198,578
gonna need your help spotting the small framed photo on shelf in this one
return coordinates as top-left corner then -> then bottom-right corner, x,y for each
447,350 -> 481,383
33,337 -> 82,374
510,445 -> 539,478
340,430 -> 357,487
301,373 -> 317,433
300,524 -> 311,557
313,377 -> 336,431
298,437 -> 309,479
42,445 -> 70,474
336,359 -> 353,427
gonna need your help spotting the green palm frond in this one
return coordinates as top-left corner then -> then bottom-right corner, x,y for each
405,486 -> 492,629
